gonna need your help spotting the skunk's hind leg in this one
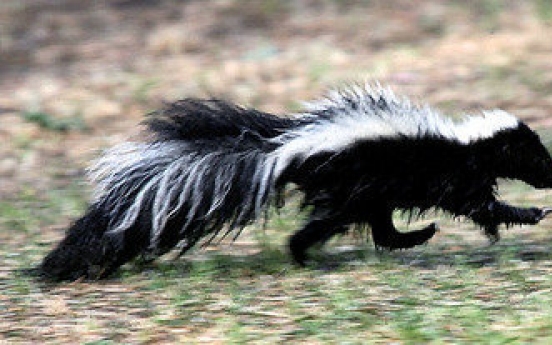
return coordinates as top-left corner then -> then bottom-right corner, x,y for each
369,207 -> 437,250
289,212 -> 347,266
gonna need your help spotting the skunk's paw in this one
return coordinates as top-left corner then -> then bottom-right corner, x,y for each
522,207 -> 552,225
537,207 -> 552,222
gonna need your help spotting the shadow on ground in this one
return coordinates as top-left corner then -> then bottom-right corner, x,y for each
80,237 -> 552,282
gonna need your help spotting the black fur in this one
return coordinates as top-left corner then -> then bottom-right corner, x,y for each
38,90 -> 552,281
286,124 -> 552,264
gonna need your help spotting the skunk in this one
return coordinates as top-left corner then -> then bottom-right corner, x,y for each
39,84 -> 552,281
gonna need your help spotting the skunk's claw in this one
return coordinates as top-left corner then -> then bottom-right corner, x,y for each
531,207 -> 552,223
540,208 -> 552,220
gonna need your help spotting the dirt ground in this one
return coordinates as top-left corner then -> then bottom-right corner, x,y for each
2,0 -> 552,343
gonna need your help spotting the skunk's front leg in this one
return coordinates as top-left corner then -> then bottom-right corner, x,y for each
472,200 -> 549,225
470,200 -> 550,242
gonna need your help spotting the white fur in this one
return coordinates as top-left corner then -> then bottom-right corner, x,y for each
88,141 -> 189,238
88,140 -> 275,249
271,85 -> 519,176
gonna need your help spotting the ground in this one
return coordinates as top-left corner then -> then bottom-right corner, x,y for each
2,1 -> 552,343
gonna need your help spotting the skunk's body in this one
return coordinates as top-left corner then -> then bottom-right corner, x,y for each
39,85 -> 552,281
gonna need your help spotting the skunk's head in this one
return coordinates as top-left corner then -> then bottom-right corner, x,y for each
491,122 -> 552,189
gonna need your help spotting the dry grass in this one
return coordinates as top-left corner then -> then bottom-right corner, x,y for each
2,0 -> 552,343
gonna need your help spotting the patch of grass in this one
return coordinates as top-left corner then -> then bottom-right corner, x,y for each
0,181 -> 87,236
84,341 -> 117,345
481,58 -> 552,98
308,62 -> 332,82
131,78 -> 159,104
538,129 -> 552,153
0,200 -> 38,233
534,0 -> 552,24
479,0 -> 504,30
452,0 -> 505,32
213,0 -> 289,32
519,71 -> 552,96
21,110 -> 88,132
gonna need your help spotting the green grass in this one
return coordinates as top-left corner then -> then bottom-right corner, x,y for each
0,182 -> 88,235
534,0 -> 552,24
4,180 -> 552,343
4,198 -> 552,343
21,110 -> 88,132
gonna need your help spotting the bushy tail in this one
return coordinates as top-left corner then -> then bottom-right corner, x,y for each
39,204 -> 123,280
38,99 -> 304,281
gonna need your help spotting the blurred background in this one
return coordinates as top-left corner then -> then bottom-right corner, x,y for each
2,1 -> 552,342
2,0 -> 552,200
